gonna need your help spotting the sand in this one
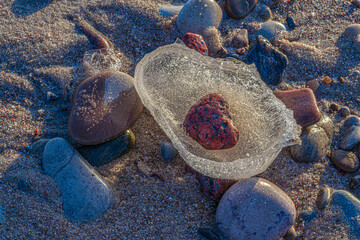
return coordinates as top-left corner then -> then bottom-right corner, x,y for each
0,0 -> 359,239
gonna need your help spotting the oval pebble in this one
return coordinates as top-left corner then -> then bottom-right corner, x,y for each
340,125 -> 360,150
298,209 -> 316,222
176,0 -> 222,35
339,106 -> 351,117
315,185 -> 331,210
343,115 -> 360,128
225,0 -> 257,19
344,24 -> 360,41
330,149 -> 360,173
256,20 -> 286,42
216,178 -> 296,240
258,5 -> 271,20
68,70 -> 143,145
160,141 -> 178,162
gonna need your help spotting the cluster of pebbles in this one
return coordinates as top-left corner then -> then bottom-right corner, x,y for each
2,0 -> 360,239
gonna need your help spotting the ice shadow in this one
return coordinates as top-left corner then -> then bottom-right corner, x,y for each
11,0 -> 53,17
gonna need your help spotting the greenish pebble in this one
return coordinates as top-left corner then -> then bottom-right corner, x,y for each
78,130 -> 135,167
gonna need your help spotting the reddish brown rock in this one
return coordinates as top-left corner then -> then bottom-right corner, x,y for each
68,70 -> 143,145
225,0 -> 257,19
185,165 -> 238,202
273,88 -> 321,127
183,93 -> 239,150
181,32 -> 209,56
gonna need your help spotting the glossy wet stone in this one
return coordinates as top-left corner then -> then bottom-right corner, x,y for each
225,0 -> 257,19
255,21 -> 286,42
340,126 -> 360,150
181,32 -> 208,56
42,138 -> 113,221
186,164 -> 238,202
68,70 -> 143,145
78,130 -> 135,167
245,35 -> 288,85
273,88 -> 321,127
315,185 -> 331,210
258,5 -> 272,20
339,106 -> 350,117
330,149 -> 359,173
183,93 -> 239,150
233,29 -> 249,48
176,0 -> 222,35
160,141 -> 178,162
216,178 -> 296,240
330,190 -> 360,239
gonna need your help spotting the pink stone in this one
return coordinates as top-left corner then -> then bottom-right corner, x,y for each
273,88 -> 321,127
183,93 -> 239,150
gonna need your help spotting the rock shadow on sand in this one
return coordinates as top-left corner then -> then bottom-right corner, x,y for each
11,0 -> 52,17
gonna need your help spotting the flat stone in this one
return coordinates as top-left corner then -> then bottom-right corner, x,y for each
343,115 -> 360,128
186,164 -> 238,202
183,93 -> 239,150
233,29 -> 249,48
331,190 -> 360,239
245,35 -> 288,85
273,88 -> 321,127
160,141 -> 178,162
255,21 -> 286,42
225,0 -> 257,19
42,138 -> 113,221
181,32 -> 208,56
290,124 -> 330,163
159,5 -> 183,17
216,178 -> 296,240
315,185 -> 331,210
68,70 -> 143,145
331,149 -> 360,172
78,130 -> 135,167
298,209 -> 316,222
176,0 -> 222,35
341,126 -> 360,150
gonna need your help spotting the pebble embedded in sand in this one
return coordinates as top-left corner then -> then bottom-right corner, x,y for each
233,29 -> 249,48
225,0 -> 257,19
315,185 -> 331,210
176,0 -> 222,35
42,138 -> 113,221
330,149 -> 360,173
160,141 -> 178,162
340,126 -> 360,150
273,88 -> 321,127
183,93 -> 239,150
68,70 -> 143,145
258,5 -> 272,20
216,178 -> 296,240
256,20 -> 286,42
286,16 -> 296,30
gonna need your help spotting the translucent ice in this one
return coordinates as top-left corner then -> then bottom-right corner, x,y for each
134,43 -> 301,179
83,48 -> 121,76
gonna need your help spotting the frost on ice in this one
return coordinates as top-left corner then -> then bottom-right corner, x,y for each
83,48 -> 121,76
134,43 -> 301,179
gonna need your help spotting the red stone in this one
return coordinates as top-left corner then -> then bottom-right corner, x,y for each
183,93 -> 239,150
273,88 -> 321,127
185,164 -> 238,202
181,32 -> 209,56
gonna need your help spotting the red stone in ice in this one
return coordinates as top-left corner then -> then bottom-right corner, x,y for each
181,32 -> 209,56
183,93 -> 239,150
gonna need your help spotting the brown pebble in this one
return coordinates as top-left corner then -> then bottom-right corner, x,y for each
329,102 -> 340,111
305,79 -> 320,93
236,47 -> 246,55
233,29 -> 249,48
339,106 -> 351,117
273,88 -> 321,126
225,0 -> 258,19
283,226 -> 297,240
315,185 -> 331,210
324,76 -> 332,84
339,76 -> 346,83
330,149 -> 360,173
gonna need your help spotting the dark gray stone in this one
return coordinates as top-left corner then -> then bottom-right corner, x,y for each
289,125 -> 329,163
258,5 -> 271,20
339,106 -> 351,117
30,139 -> 51,157
245,35 -> 288,85
341,126 -> 360,150
343,115 -> 360,128
255,21 -> 286,42
160,141 -> 178,162
330,190 -> 360,239
286,16 -> 296,30
43,138 -> 113,222
350,175 -> 360,192
216,178 -> 296,240
225,0 -> 257,19
298,209 -> 316,222
330,149 -> 360,172
78,130 -> 135,167
315,185 -> 331,210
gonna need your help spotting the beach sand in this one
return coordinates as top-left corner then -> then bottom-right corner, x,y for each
0,0 -> 359,239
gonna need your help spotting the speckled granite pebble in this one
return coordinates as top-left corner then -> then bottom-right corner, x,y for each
216,178 -> 296,240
